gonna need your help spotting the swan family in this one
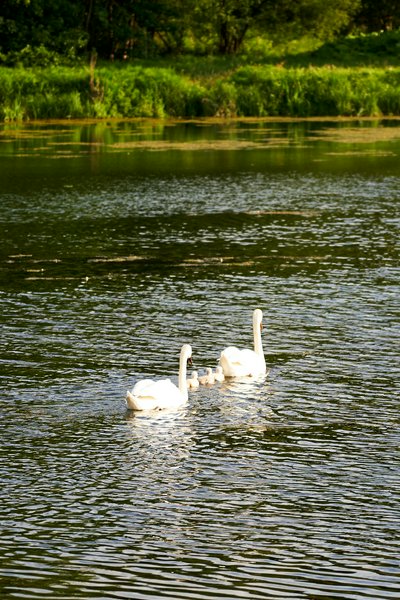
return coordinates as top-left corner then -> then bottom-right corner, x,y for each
126,308 -> 267,411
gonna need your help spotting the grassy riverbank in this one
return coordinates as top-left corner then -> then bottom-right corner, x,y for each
1,33 -> 400,121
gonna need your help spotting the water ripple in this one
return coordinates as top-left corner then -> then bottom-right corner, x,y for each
1,121 -> 399,599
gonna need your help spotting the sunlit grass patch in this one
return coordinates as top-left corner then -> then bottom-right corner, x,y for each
1,60 -> 400,120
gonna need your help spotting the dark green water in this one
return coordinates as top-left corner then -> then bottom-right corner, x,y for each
1,119 -> 399,599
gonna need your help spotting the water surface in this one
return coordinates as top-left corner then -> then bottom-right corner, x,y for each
1,119 -> 399,599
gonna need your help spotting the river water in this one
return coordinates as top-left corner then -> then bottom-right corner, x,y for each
0,119 -> 399,599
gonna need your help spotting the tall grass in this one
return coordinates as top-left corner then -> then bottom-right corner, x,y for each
94,66 -> 207,118
1,63 -> 400,121
0,67 -> 89,120
229,66 -> 400,117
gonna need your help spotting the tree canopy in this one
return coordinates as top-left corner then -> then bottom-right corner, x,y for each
0,0 -> 399,61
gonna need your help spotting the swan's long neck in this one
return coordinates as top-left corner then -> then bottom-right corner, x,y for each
178,346 -> 190,398
253,310 -> 265,364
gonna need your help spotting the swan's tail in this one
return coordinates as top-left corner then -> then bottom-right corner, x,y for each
126,390 -> 139,410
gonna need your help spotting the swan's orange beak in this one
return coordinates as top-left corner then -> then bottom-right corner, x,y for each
187,356 -> 193,367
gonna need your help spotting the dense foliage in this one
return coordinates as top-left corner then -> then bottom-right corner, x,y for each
1,62 -> 400,120
1,0 -> 399,61
1,2 -> 400,120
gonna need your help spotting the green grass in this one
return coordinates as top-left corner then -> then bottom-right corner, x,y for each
1,32 -> 400,120
228,66 -> 400,117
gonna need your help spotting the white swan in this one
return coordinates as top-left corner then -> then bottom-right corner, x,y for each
126,344 -> 193,411
219,309 -> 266,377
214,365 -> 225,382
187,370 -> 200,389
198,367 -> 215,385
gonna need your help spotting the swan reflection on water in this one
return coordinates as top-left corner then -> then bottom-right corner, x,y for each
124,405 -> 196,469
216,372 -> 275,421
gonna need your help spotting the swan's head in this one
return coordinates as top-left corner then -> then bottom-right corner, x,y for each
192,371 -> 198,378
180,344 -> 193,366
253,308 -> 263,329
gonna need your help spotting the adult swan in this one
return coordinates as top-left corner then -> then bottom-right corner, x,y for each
126,344 -> 193,411
219,309 -> 266,377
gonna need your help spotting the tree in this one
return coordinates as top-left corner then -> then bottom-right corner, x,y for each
0,0 -> 369,61
191,0 -> 270,54
191,0 -> 361,55
0,0 -> 87,59
84,0 -> 189,59
356,0 -> 400,31
252,0 -> 362,42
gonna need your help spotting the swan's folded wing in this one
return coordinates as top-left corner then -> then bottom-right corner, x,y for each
220,346 -> 246,376
127,378 -> 184,411
147,378 -> 177,397
239,348 -> 258,363
126,390 -> 159,411
220,346 -> 242,362
220,347 -> 261,377
132,378 -> 157,396
239,349 -> 266,375
150,378 -> 185,409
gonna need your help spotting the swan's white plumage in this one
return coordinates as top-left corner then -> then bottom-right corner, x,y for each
198,367 -> 215,385
187,371 -> 200,389
219,309 -> 266,377
214,365 -> 225,382
126,344 -> 192,411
